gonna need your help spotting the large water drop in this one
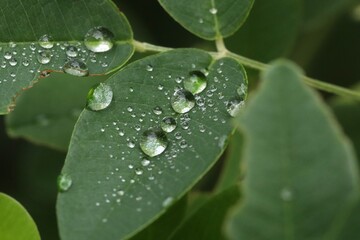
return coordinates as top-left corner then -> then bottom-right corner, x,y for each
184,70 -> 207,94
86,83 -> 113,111
140,128 -> 168,157
63,59 -> 89,77
39,34 -> 54,49
161,117 -> 177,133
37,50 -> 52,64
84,26 -> 114,53
171,89 -> 195,114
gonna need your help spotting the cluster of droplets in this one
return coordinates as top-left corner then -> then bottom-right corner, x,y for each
0,26 -> 115,87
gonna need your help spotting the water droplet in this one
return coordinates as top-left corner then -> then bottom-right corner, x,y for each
37,50 -> 52,64
162,197 -> 174,207
237,83 -> 247,98
39,34 -> 54,49
57,173 -> 72,192
86,83 -> 113,111
184,70 -> 207,94
226,98 -> 245,117
22,59 -> 30,67
4,52 -> 12,60
280,188 -> 293,201
9,58 -> 17,66
179,140 -> 188,148
9,42 -> 16,48
171,89 -> 195,114
146,64 -> 153,72
127,140 -> 136,148
141,158 -> 150,167
84,26 -> 114,53
65,46 -> 78,57
209,7 -> 218,14
153,106 -> 163,115
161,117 -> 177,133
63,59 -> 89,76
135,168 -> 143,175
140,128 -> 168,157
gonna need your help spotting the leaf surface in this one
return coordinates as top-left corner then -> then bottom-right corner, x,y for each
0,0 -> 134,114
57,49 -> 247,240
0,193 -> 40,240
226,60 -> 359,240
158,0 -> 254,40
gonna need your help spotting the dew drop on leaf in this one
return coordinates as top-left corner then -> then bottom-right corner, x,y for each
86,83 -> 113,111
63,59 -> 89,77
65,46 -> 79,57
162,197 -> 174,207
226,98 -> 245,117
237,83 -> 247,98
57,173 -> 72,192
140,128 -> 168,157
209,7 -> 218,14
171,89 -> 195,114
4,51 -> 12,60
37,50 -> 52,64
84,26 -> 114,53
184,70 -> 207,94
38,34 -> 54,49
153,106 -> 163,115
161,116 -> 177,133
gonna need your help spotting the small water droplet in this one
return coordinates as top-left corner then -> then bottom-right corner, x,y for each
161,117 -> 177,133
153,106 -> 163,115
280,188 -> 293,201
226,98 -> 245,117
171,89 -> 195,114
39,34 -> 54,49
86,83 -> 113,111
135,168 -> 143,175
184,70 -> 207,94
9,42 -> 16,48
179,140 -> 188,148
209,7 -> 218,14
65,45 -> 78,57
63,59 -> 89,76
127,140 -> 136,148
162,197 -> 174,207
140,128 -> 168,157
141,158 -> 151,167
84,26 -> 114,53
4,52 -> 12,60
37,50 -> 52,64
22,59 -> 30,67
237,83 -> 247,98
9,58 -> 17,66
57,173 -> 72,192
146,64 -> 153,72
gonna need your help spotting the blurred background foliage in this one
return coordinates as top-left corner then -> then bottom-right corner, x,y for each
1,0 -> 360,239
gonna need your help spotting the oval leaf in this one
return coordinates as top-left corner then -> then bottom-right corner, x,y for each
0,193 -> 40,240
57,49 -> 247,240
158,0 -> 254,40
0,0 -> 134,114
226,60 -> 359,239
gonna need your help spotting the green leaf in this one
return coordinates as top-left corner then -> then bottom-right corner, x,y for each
57,49 -> 247,240
0,0 -> 134,115
169,186 -> 240,240
6,73 -> 108,151
226,0 -> 301,62
226,60 -> 359,239
0,193 -> 41,240
215,131 -> 243,193
130,197 -> 187,240
158,0 -> 254,40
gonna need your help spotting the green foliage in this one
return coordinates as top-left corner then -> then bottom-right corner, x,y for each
1,1 -> 360,240
0,193 -> 40,240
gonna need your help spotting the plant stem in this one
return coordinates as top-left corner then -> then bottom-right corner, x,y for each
132,40 -> 360,100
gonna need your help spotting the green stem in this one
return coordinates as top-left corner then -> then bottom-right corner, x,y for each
132,40 -> 360,100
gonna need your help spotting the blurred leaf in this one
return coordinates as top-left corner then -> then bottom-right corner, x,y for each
302,0 -> 358,30
158,0 -> 254,40
215,131 -> 243,193
226,60 -> 359,240
226,0 -> 301,62
0,193 -> 40,240
57,49 -> 247,240
0,0 -> 134,114
169,186 -> 240,240
6,73 -> 107,151
131,197 -> 187,240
